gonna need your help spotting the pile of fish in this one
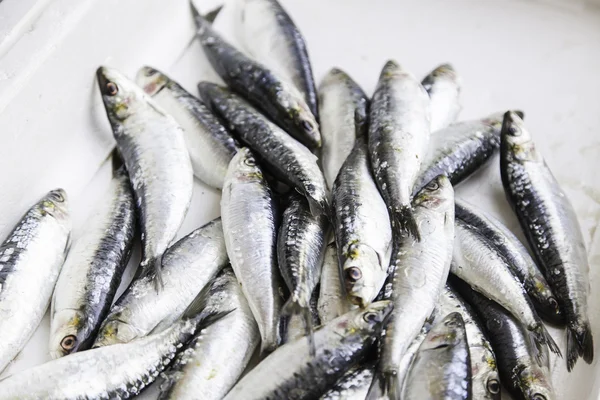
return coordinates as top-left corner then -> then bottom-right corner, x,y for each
0,1 -> 593,399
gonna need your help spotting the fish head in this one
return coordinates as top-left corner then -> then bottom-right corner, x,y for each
38,188 -> 70,221
347,300 -> 393,335
420,312 -> 467,351
517,365 -> 555,400
92,319 -> 140,348
471,346 -> 502,400
228,147 -> 264,183
319,68 -> 352,91
135,66 -> 170,97
278,82 -> 321,147
49,309 -> 88,358
197,81 -> 232,113
500,111 -> 539,162
530,282 -> 565,325
421,63 -> 460,92
97,66 -> 144,122
413,175 -> 454,214
342,244 -> 387,307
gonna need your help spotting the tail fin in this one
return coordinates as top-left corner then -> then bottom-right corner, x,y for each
393,206 -> 421,241
281,297 -> 316,356
567,323 -> 594,371
567,327 -> 580,372
140,257 -> 164,292
182,283 -> 235,326
366,371 -> 398,400
531,324 -> 561,366
306,193 -> 330,220
204,5 -> 223,23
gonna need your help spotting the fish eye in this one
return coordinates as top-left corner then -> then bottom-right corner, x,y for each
144,68 -> 157,77
363,312 -> 378,323
243,157 -> 255,167
345,267 -> 362,282
51,191 -> 64,202
60,335 -> 77,351
549,297 -> 559,310
301,120 -> 313,132
532,394 -> 546,400
508,125 -> 520,136
425,181 -> 439,191
486,378 -> 500,394
106,82 -> 118,96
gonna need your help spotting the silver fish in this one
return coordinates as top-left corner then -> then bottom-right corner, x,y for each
136,66 -> 239,189
500,110 -> 592,371
94,218 -> 227,348
319,68 -> 369,187
222,147 -> 283,354
49,161 -> 135,358
317,242 -> 355,324
96,66 -> 193,286
395,320 -> 432,395
0,190 -> 70,373
224,301 -> 393,400
199,82 -> 328,216
158,268 -> 259,400
320,363 -> 375,400
421,63 -> 461,132
368,60 -> 431,240
403,312 -> 471,400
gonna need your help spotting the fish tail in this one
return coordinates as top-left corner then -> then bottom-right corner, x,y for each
566,327 -> 580,371
366,371 -> 397,400
306,194 -> 330,220
567,322 -> 594,370
281,297 -> 316,356
531,324 -> 561,365
393,206 -> 421,242
140,256 -> 165,292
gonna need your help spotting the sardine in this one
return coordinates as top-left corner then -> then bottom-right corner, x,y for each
136,66 -> 239,189
320,363 -> 375,400
500,110 -> 593,371
0,190 -> 70,373
421,63 -> 461,132
94,218 -> 227,347
317,242 -> 355,324
223,301 -> 393,400
96,66 -> 193,287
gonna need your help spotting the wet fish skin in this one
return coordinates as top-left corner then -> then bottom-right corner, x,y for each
421,63 -> 461,132
50,163 -> 135,358
96,66 -> 193,287
192,5 -> 320,148
0,190 -> 71,373
500,110 -> 592,371
320,363 -> 375,400
94,218 -> 228,348
317,242 -> 355,324
223,300 -> 393,400
136,66 -> 239,189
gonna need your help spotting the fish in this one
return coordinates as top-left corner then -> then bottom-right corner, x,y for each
317,241 -> 355,324
234,0 -> 319,119
421,63 -> 461,132
0,289 -> 231,399
368,174 -> 455,399
96,66 -> 193,287
157,268 -> 260,400
395,318 -> 434,395
403,312 -> 471,400
318,68 -> 369,187
413,111 -> 524,194
320,363 -> 375,400
0,190 -> 71,373
199,82 -> 328,216
136,66 -> 239,189
332,131 -> 392,307
455,199 -> 563,325
500,110 -> 593,371
368,60 -> 431,240
451,219 -> 561,361
221,147 -> 284,354
451,275 -> 556,400
282,287 -> 321,343
192,4 -> 320,148
93,218 -> 228,348
49,159 -> 135,358
223,300 -> 393,400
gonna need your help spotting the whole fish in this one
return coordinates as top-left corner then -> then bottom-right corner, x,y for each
452,276 -> 556,400
192,4 -> 320,148
317,242 -> 355,324
500,110 -> 593,371
158,268 -> 259,400
97,66 -> 193,286
369,60 -> 431,240
136,66 -> 239,189
320,363 -> 375,400
319,68 -> 369,187
223,301 -> 393,400
234,0 -> 319,119
421,63 -> 461,132
0,291 -> 230,399
403,312 -> 471,400
333,133 -> 392,307
451,219 -> 560,360
369,175 -> 455,399
413,111 -> 523,194
199,82 -> 328,216
222,147 -> 283,354
0,190 -> 71,373
94,218 -> 227,347
455,199 -> 563,324
49,161 -> 135,358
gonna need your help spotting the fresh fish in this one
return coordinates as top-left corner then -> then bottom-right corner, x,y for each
94,218 -> 227,347
319,68 -> 369,187
369,60 -> 431,240
413,111 -> 523,194
500,111 -> 593,371
223,301 -> 393,400
49,161 -> 135,358
332,133 -> 392,307
136,66 -> 239,189
369,175 -> 454,399
320,363 -> 375,400
97,66 -> 193,287
222,148 -> 283,354
452,275 -> 556,400
421,63 -> 461,132
0,190 -> 70,373
192,5 -> 320,148
235,0 -> 319,119
455,199 -> 563,325
158,268 -> 259,400
199,82 -> 328,216
317,242 -> 355,324
451,219 -> 561,361
0,291 -> 230,399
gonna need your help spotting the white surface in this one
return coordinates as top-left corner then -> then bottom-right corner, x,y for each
0,0 -> 599,399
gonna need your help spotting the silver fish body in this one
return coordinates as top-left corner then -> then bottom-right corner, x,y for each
317,242 -> 355,324
136,66 -> 239,189
421,64 -> 461,132
0,190 -> 71,373
395,321 -> 432,394
320,363 -> 375,400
